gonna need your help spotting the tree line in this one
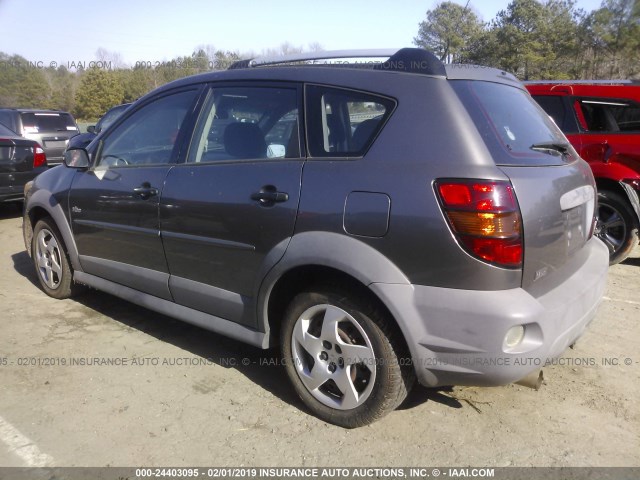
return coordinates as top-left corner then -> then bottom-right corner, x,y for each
1,0 -> 638,122
414,0 -> 639,80
0,47 -> 244,122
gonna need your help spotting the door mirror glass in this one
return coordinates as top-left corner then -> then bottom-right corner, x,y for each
86,125 -> 96,134
64,148 -> 90,168
266,144 -> 286,158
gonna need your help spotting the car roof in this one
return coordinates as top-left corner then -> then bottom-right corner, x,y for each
0,108 -> 73,114
144,48 -> 524,103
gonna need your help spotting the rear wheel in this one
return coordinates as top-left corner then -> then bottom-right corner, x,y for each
281,287 -> 414,428
32,218 -> 81,299
596,190 -> 639,265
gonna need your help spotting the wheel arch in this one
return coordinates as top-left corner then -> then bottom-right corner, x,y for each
595,177 -> 629,199
25,189 -> 83,272
595,177 -> 640,229
257,232 -> 413,357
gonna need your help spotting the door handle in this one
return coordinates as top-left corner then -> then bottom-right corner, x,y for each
133,183 -> 159,199
251,185 -> 289,206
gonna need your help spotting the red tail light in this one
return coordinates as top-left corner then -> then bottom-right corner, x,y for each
436,180 -> 523,268
33,144 -> 47,168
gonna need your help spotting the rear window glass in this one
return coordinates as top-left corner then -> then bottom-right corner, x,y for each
306,85 -> 395,157
453,81 -> 569,166
20,112 -> 78,133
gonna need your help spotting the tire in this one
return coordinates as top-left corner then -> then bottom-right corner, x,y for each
596,190 -> 639,265
32,217 -> 81,299
281,287 -> 415,428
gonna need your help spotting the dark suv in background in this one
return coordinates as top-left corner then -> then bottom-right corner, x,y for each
527,81 -> 640,264
23,49 -> 608,428
0,108 -> 79,166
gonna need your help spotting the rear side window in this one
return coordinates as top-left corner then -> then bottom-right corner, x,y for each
306,85 -> 394,157
20,112 -> 77,133
187,86 -> 300,163
453,81 -> 568,166
577,99 -> 640,133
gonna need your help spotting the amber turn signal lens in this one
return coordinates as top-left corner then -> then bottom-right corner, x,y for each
446,211 -> 521,238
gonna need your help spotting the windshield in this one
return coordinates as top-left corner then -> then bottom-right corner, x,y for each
21,112 -> 78,133
96,104 -> 129,132
453,81 -> 573,166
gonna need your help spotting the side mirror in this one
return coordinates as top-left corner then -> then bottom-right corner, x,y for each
64,148 -> 90,169
86,125 -> 96,134
267,144 -> 286,158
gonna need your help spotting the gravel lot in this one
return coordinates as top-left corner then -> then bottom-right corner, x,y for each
0,203 -> 638,468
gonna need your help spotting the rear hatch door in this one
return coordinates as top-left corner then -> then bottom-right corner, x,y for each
20,112 -> 78,164
0,134 -> 34,173
452,80 -> 597,290
0,136 -> 35,194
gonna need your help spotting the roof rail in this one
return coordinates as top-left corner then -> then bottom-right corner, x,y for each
228,48 -> 447,77
524,79 -> 636,85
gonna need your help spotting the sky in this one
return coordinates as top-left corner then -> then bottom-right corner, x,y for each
0,0 -> 604,66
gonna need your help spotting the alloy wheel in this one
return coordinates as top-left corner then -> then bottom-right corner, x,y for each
291,304 -> 377,410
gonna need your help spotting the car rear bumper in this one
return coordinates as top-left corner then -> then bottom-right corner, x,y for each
370,237 -> 609,387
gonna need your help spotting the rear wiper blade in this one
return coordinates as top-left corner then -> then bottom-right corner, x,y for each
530,141 -> 570,155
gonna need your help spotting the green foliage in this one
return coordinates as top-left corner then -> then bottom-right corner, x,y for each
414,2 -> 485,62
0,54 -> 51,107
416,0 -> 640,80
580,0 -> 640,78
0,45 -> 249,120
213,50 -> 241,70
74,68 -> 124,120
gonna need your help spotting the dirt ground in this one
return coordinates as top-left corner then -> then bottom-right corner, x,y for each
0,203 -> 638,468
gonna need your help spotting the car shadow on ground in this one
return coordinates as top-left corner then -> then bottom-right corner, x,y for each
11,249 -> 459,418
622,255 -> 640,267
13,250 -> 40,289
0,203 -> 23,220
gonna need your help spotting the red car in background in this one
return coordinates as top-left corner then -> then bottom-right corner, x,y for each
527,81 -> 640,264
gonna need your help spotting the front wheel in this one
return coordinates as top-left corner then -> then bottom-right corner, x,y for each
281,288 -> 414,428
596,190 -> 639,265
32,218 -> 81,299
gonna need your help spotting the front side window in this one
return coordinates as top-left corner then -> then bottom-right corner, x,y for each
306,85 -> 394,157
187,87 -> 300,163
97,89 -> 198,168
